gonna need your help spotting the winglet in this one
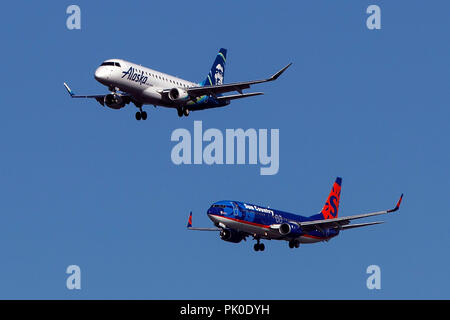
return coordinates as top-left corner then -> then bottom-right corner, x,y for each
187,211 -> 193,228
269,63 -> 292,81
63,82 -> 74,97
387,194 -> 404,213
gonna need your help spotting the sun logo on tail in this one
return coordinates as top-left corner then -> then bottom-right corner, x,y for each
321,178 -> 342,219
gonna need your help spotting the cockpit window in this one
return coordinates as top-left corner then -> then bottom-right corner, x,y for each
100,61 -> 120,67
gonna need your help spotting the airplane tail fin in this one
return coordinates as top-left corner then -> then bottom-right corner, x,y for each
310,177 -> 342,220
201,48 -> 227,86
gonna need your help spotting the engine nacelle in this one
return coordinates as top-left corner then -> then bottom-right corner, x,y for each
220,229 -> 245,243
279,223 -> 303,237
168,87 -> 189,101
104,93 -> 125,109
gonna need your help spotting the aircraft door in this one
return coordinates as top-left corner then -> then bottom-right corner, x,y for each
232,202 -> 240,218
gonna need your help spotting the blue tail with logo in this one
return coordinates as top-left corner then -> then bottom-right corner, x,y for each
201,48 -> 227,87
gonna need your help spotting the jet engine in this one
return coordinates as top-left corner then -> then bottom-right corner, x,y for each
104,93 -> 125,109
220,229 -> 245,243
168,87 -> 189,101
279,222 -> 303,237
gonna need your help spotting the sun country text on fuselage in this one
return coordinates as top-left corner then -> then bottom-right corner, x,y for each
63,48 -> 291,120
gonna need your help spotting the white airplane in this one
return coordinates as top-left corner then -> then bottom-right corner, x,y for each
63,48 -> 291,120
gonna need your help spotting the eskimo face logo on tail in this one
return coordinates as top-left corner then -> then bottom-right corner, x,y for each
214,64 -> 224,85
121,67 -> 148,85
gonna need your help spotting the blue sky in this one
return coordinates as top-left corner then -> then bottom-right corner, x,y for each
0,1 -> 449,299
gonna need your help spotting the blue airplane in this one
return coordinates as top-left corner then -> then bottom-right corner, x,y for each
187,177 -> 403,251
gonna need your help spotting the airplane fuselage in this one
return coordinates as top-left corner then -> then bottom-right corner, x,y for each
207,200 -> 340,244
188,177 -> 401,252
94,59 -> 228,110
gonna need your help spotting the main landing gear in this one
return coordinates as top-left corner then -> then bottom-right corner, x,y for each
135,111 -> 147,120
177,107 -> 190,117
133,101 -> 148,121
288,239 -> 300,249
253,239 -> 265,252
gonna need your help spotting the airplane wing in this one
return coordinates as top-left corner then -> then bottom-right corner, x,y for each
63,82 -> 133,106
175,63 -> 291,98
299,194 -> 403,230
63,82 -> 103,98
187,227 -> 222,231
186,212 -> 221,231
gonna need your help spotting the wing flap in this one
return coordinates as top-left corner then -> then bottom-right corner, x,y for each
341,221 -> 384,230
216,92 -> 264,101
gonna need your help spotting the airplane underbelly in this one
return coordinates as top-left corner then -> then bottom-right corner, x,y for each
211,215 -> 281,239
299,233 -> 336,244
299,236 -> 323,244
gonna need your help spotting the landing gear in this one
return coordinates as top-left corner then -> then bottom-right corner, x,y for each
135,111 -> 148,121
177,107 -> 190,117
253,239 -> 265,252
288,239 -> 300,249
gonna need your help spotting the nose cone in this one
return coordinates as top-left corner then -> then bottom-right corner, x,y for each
207,206 -> 215,220
94,67 -> 108,82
